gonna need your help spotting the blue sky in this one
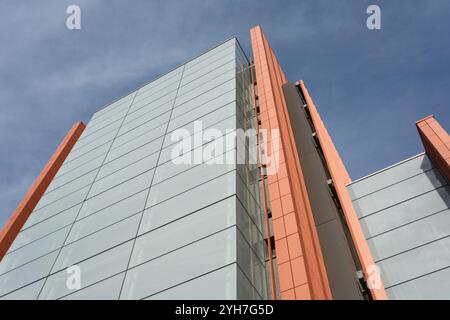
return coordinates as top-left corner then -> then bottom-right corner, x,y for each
0,0 -> 449,228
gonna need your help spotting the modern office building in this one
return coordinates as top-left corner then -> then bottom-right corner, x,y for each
0,26 -> 448,300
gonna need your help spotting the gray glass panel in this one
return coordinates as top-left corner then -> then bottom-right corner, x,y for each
146,163 -> 234,207
123,99 -> 173,126
62,273 -> 125,300
49,155 -> 104,191
24,203 -> 82,231
378,236 -> 450,287
348,154 -> 433,200
58,143 -> 110,174
91,93 -> 133,119
116,110 -> 171,140
75,118 -> 121,149
0,226 -> 70,275
147,264 -> 237,300
67,190 -> 147,243
184,40 -> 235,72
386,267 -> 450,299
25,187 -> 89,227
99,143 -> 159,179
175,75 -> 235,107
120,227 -> 237,300
65,131 -> 116,162
36,170 -> 98,210
39,241 -> 132,300
0,251 -> 58,296
0,279 -> 45,300
360,187 -> 450,238
236,230 -> 266,297
87,163 -> 153,198
140,171 -> 236,233
352,169 -> 446,218
10,207 -> 78,251
77,170 -> 151,218
52,214 -> 140,272
137,67 -> 183,96
132,196 -> 236,267
106,128 -> 165,162
177,61 -> 235,97
368,210 -> 450,261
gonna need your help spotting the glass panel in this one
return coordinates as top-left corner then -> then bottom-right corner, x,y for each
91,93 -> 133,119
352,169 -> 447,218
36,170 -> 98,210
236,230 -> 267,297
76,171 -> 151,224
147,264 -> 237,300
368,210 -> 450,261
387,267 -> 450,299
0,226 -> 70,275
360,187 -> 450,237
184,40 -> 235,72
62,273 -> 125,300
172,81 -> 235,118
0,251 -> 58,296
26,187 -> 89,227
377,236 -> 450,287
85,108 -> 128,134
152,142 -> 236,185
175,72 -> 235,107
137,66 -> 183,95
146,162 -> 234,207
39,241 -> 132,300
87,161 -> 154,198
52,214 -> 140,272
347,154 -> 434,200
24,203 -> 82,231
0,279 -> 45,300
10,206 -> 78,251
168,99 -> 236,133
133,79 -> 180,105
68,190 -> 147,242
99,141 -> 160,179
58,143 -> 109,175
106,127 -> 165,162
181,53 -> 235,86
132,196 -> 236,266
140,171 -> 236,232
50,155 -> 104,191
124,99 -> 173,126
117,108 -> 170,138
129,90 -> 176,114
120,227 -> 237,300
160,115 -> 237,160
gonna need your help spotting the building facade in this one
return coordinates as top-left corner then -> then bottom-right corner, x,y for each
0,26 -> 449,300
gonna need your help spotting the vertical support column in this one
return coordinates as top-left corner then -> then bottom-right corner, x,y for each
416,115 -> 450,183
0,122 -> 85,261
250,25 -> 332,300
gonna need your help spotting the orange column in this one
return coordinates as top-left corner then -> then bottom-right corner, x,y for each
299,81 -> 388,300
0,121 -> 85,261
416,115 -> 450,182
251,25 -> 332,300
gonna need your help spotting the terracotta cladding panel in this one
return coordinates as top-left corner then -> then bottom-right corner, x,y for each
417,116 -> 450,182
251,26 -> 332,300
0,122 -> 85,261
